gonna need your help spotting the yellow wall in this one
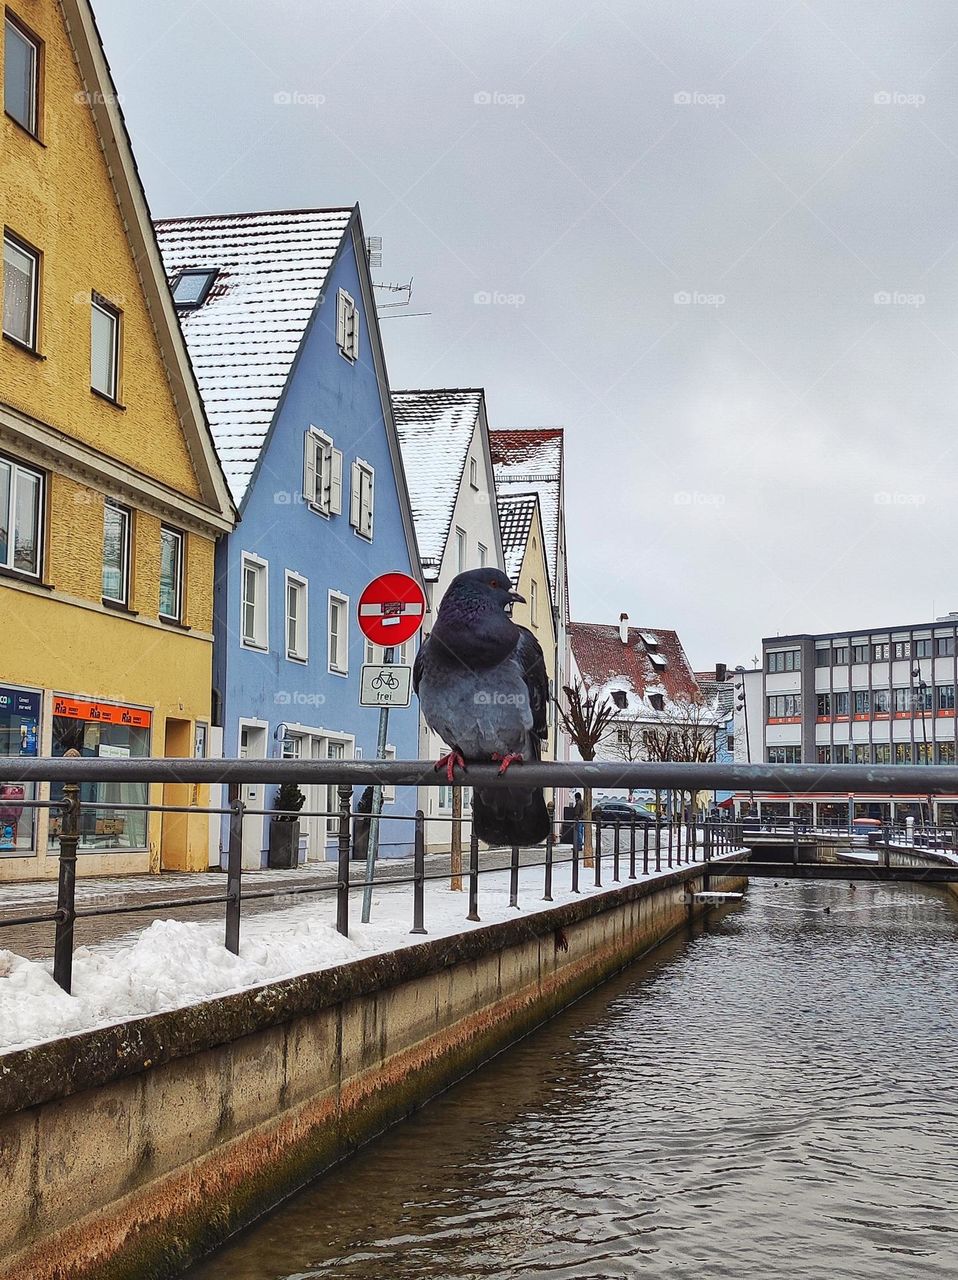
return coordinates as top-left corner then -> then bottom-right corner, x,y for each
0,1 -> 200,496
0,1 -> 223,877
509,505 -> 558,764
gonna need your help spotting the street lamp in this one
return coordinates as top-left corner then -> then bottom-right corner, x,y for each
913,661 -> 932,827
735,664 -> 755,812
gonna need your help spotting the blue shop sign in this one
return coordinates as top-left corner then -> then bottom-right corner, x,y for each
0,687 -> 41,756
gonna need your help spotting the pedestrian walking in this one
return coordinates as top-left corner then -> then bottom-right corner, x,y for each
572,790 -> 584,853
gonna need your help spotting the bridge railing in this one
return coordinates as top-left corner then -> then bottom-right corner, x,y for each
5,759 -> 958,993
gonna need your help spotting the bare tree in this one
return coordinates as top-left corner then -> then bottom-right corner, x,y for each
640,696 -> 719,823
554,680 -> 617,865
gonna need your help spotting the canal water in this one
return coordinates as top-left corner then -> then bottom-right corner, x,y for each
187,880 -> 958,1280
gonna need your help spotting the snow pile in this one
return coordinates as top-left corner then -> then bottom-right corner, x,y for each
0,863 -> 645,1055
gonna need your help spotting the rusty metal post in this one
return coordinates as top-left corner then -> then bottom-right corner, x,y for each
544,826 -> 554,901
467,827 -> 480,920
410,809 -> 426,935
52,784 -> 80,993
225,796 -> 245,956
336,783 -> 352,936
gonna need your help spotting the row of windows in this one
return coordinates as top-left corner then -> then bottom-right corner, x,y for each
816,686 -> 955,716
240,554 -> 410,672
1,453 -> 186,619
3,230 -> 122,398
767,649 -> 801,672
816,743 -> 955,765
814,637 -> 953,666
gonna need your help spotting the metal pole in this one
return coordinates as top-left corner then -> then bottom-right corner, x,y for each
410,808 -> 426,934
467,828 -> 480,920
571,825 -> 580,893
544,826 -> 554,901
793,817 -> 800,866
667,818 -> 673,868
225,796 -> 244,956
643,822 -> 649,875
594,816 -> 602,887
362,648 -> 392,923
629,819 -> 637,879
336,782 -> 352,936
509,844 -> 520,908
613,823 -> 620,881
52,784 -> 80,993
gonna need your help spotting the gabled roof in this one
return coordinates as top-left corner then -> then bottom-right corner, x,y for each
490,429 -> 563,597
155,207 -> 354,503
569,622 -> 701,716
392,389 -> 483,578
497,492 -> 539,583
58,0 -> 235,530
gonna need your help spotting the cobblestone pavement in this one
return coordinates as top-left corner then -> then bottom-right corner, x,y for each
0,842 -> 612,961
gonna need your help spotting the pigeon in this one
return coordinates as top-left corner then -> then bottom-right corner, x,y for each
413,568 -> 551,847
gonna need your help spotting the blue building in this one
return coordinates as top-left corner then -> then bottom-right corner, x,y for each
156,208 -> 424,866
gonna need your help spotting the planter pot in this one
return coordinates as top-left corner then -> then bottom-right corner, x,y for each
268,818 -> 300,869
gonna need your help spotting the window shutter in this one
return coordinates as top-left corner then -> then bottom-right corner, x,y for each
350,304 -> 360,360
349,460 -> 362,528
336,290 -> 347,349
304,431 -> 317,505
361,466 -> 374,538
328,448 -> 343,515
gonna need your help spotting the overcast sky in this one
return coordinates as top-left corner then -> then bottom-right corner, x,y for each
96,0 -> 958,669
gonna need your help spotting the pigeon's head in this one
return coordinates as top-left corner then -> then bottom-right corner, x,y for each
445,568 -> 524,614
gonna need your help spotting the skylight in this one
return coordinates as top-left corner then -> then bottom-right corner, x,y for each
640,632 -> 658,647
649,653 -> 668,668
171,268 -> 218,310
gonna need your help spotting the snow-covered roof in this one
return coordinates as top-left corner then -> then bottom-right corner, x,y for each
497,492 -> 538,583
490,429 -> 563,597
568,622 -> 702,719
392,389 -> 483,578
155,207 -> 354,504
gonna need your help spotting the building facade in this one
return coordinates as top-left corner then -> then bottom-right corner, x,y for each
0,0 -> 235,879
392,388 -> 505,850
745,616 -> 958,824
156,208 -> 424,866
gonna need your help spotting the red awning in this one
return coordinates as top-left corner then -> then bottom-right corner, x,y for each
718,796 -> 735,809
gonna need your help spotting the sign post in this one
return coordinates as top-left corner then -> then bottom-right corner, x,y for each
356,572 -> 426,923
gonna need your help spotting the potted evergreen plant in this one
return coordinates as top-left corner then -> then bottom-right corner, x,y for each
268,781 -> 306,869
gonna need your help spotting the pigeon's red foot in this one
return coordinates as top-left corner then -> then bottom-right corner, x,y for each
492,751 -> 524,775
434,750 -> 466,783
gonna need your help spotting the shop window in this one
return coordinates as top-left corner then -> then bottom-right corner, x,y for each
0,685 -> 40,854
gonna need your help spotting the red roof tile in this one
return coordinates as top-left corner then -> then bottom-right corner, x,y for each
568,622 -> 701,710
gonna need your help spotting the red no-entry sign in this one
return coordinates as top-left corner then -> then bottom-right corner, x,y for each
357,572 -> 426,646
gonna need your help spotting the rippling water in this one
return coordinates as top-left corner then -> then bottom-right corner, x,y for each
187,881 -> 958,1280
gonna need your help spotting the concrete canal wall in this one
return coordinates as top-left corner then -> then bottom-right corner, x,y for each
0,862 -> 744,1280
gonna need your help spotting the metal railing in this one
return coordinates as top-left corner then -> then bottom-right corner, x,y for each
5,759 -> 958,993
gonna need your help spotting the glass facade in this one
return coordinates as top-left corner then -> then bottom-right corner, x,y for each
0,685 -> 40,854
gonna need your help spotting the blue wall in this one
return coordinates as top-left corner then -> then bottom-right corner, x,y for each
214,229 -> 419,862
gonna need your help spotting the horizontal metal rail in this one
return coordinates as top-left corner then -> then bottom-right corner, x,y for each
5,758 -> 958,794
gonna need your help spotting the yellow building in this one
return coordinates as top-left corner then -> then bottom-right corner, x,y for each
0,0 -> 235,879
497,493 -> 558,764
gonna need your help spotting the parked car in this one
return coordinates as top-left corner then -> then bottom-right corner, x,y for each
592,801 -> 655,827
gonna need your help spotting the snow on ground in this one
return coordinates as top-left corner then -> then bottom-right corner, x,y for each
0,858 -> 694,1056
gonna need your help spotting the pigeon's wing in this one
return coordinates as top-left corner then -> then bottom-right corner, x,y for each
412,636 -> 428,695
514,625 -> 549,741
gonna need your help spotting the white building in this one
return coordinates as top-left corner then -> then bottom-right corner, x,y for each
392,388 -> 505,849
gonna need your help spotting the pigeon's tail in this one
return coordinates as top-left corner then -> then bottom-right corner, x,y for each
472,785 -> 551,847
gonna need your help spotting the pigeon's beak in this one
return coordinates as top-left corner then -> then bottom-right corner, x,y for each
508,590 -> 526,605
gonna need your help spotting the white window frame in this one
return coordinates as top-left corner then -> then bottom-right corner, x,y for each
285,570 -> 308,663
0,453 -> 43,578
240,552 -> 269,651
530,579 -> 538,627
90,293 -> 120,400
303,426 -> 343,517
469,456 -> 478,489
335,288 -> 360,361
477,542 -> 487,567
4,14 -> 40,137
101,499 -> 131,605
3,230 -> 39,350
349,458 -> 374,540
324,736 -> 352,833
159,526 -> 184,621
456,527 -> 466,574
328,590 -> 349,675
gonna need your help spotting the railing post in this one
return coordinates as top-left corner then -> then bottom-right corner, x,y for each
793,818 -> 800,866
676,816 -> 682,864
467,828 -> 480,921
52,784 -> 80,994
594,816 -> 602,887
571,824 -> 580,893
410,809 -> 427,935
336,783 -> 352,937
629,819 -> 637,879
643,822 -> 649,875
225,796 -> 244,956
704,821 -> 712,862
667,818 -> 673,869
544,826 -> 554,901
655,815 -> 662,872
509,844 -> 520,909
691,818 -> 698,863
613,822 -> 620,882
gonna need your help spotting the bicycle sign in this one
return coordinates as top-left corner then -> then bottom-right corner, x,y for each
360,663 -> 413,707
